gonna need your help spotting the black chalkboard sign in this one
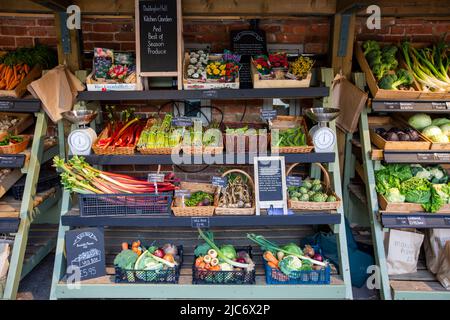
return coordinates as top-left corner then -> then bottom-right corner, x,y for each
254,156 -> 288,215
231,29 -> 267,89
65,227 -> 106,281
137,0 -> 178,74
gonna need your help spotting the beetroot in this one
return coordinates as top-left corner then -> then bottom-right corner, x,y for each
313,254 -> 323,262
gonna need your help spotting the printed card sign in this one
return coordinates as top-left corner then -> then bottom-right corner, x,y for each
286,176 -> 302,187
148,173 -> 165,183
260,109 -> 277,121
65,227 -> 106,281
191,217 -> 210,228
172,116 -> 193,127
254,156 -> 288,215
212,176 -> 227,187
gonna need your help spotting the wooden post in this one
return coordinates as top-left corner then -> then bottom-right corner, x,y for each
331,13 -> 356,79
54,12 -> 82,72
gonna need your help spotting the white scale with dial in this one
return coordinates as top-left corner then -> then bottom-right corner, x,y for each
304,108 -> 340,153
62,109 -> 98,156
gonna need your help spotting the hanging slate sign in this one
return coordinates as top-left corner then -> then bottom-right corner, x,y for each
135,0 -> 181,82
254,156 -> 288,215
212,176 -> 228,188
231,29 -> 267,89
65,227 -> 106,281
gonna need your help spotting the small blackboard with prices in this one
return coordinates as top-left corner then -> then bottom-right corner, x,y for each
231,29 -> 267,89
254,156 -> 288,215
65,227 -> 106,281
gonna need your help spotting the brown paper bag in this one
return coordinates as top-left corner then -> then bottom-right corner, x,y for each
27,65 -> 85,122
332,73 -> 368,134
436,241 -> 450,290
424,229 -> 450,274
385,229 -> 424,275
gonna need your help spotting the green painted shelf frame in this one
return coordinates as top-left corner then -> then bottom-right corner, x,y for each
1,111 -> 60,300
50,68 -> 353,300
341,73 -> 450,300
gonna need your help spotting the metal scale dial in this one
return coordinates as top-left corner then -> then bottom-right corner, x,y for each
62,110 -> 98,156
305,108 -> 340,153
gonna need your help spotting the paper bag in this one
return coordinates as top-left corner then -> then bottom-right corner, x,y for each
424,229 -> 450,274
436,241 -> 450,290
385,229 -> 424,275
0,243 -> 10,296
27,65 -> 85,122
332,73 -> 368,134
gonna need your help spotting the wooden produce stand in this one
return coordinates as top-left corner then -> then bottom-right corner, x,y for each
0,99 -> 60,300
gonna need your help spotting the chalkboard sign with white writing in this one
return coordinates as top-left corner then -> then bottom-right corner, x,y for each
254,156 -> 288,215
231,29 -> 267,89
137,0 -> 178,74
65,227 -> 106,281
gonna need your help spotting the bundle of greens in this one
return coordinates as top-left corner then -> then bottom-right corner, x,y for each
401,41 -> 450,93
273,127 -> 307,147
137,114 -> 182,149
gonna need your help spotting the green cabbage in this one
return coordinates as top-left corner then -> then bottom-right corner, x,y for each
385,188 -> 405,203
408,113 -> 432,130
432,118 -> 450,127
422,125 -> 443,138
400,177 -> 431,204
220,245 -> 237,260
281,243 -> 303,256
279,256 -> 303,276
440,123 -> 450,137
113,249 -> 138,269
423,184 -> 449,213
431,134 -> 449,143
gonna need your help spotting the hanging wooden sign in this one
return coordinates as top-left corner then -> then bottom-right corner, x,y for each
135,0 -> 183,89
254,156 -> 288,216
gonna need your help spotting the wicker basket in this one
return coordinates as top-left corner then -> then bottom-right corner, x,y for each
92,127 -> 136,155
287,163 -> 341,211
214,169 -> 256,215
138,146 -> 181,155
270,116 -> 314,153
0,135 -> 30,154
172,181 -> 216,216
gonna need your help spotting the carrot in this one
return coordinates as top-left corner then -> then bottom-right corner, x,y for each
7,80 -> 19,90
198,262 -> 206,269
209,265 -> 221,271
121,242 -> 129,250
195,257 -> 204,268
24,64 -> 30,74
268,261 -> 279,269
13,66 -> 17,80
263,251 -> 279,266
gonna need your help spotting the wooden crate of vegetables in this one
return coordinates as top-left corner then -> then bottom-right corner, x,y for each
137,115 -> 182,155
93,108 -> 145,155
356,41 -> 450,100
222,122 -> 269,153
214,169 -> 256,215
250,54 -> 313,88
183,51 -> 240,90
114,241 -> 182,283
375,163 -> 450,213
369,116 -> 431,151
407,114 -> 450,150
286,163 -> 341,211
0,112 -> 33,137
270,116 -> 314,153
193,229 -> 255,285
248,234 -> 330,285
0,134 -> 30,154
172,182 -> 216,217
181,120 -> 223,155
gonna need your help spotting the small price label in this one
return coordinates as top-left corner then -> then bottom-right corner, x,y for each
191,217 -> 210,228
175,189 -> 191,198
260,109 -> 277,121
407,216 -> 426,227
395,217 -> 409,226
0,155 -> 22,167
286,176 -> 302,187
212,176 -> 227,187
417,153 -> 436,161
172,117 -> 193,127
432,102 -> 449,110
444,217 -> 450,226
0,101 -> 13,110
202,90 -> 218,99
147,173 -> 165,183
399,102 -> 413,110
384,102 -> 400,110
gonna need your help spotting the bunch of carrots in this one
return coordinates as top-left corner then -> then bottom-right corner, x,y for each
0,63 -> 30,90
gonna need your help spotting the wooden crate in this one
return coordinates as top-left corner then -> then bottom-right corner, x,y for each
250,59 -> 311,88
378,194 -> 450,213
368,116 -> 431,151
0,169 -> 23,199
355,42 -> 449,100
0,112 -> 34,135
182,53 -> 239,90
86,71 -> 137,91
270,116 -> 314,153
0,65 -> 42,98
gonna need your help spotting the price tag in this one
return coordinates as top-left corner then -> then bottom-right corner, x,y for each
432,102 -> 449,110
0,101 -> 13,110
175,189 -> 191,198
260,109 -> 277,121
212,176 -> 227,187
202,90 -> 218,99
191,217 -> 210,228
384,102 -> 400,110
407,216 -> 426,227
436,153 -> 450,162
147,173 -> 165,183
417,153 -> 436,161
443,217 -> 450,226
395,217 -> 409,226
399,102 -> 413,110
0,155 -> 23,167
172,117 -> 193,127
286,176 -> 302,187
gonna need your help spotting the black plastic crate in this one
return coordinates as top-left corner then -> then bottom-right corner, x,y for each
11,169 -> 59,200
79,192 -> 173,217
115,245 -> 183,284
192,246 -> 255,285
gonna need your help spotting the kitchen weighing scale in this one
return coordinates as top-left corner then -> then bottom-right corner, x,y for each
62,109 -> 98,156
304,108 -> 340,153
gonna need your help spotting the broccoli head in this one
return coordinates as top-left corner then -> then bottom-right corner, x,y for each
378,69 -> 413,90
366,50 -> 382,68
363,40 -> 380,56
